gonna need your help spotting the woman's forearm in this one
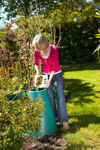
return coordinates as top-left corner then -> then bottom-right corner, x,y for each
34,65 -> 39,75
48,71 -> 55,82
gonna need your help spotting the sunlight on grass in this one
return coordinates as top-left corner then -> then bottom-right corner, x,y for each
61,64 -> 100,150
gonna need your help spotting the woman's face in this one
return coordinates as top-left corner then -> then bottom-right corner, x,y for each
37,42 -> 49,52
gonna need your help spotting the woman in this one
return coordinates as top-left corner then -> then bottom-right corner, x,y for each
32,33 -> 69,130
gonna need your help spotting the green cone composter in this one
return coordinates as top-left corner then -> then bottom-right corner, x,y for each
24,88 -> 57,137
6,88 -> 57,137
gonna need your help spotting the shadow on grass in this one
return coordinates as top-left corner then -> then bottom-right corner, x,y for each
62,114 -> 100,149
68,114 -> 100,133
61,63 -> 100,72
62,78 -> 100,105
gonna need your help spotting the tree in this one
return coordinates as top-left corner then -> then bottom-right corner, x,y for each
48,0 -> 100,63
0,0 -> 59,19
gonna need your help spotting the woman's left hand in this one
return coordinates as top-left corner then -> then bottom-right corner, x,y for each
46,80 -> 50,88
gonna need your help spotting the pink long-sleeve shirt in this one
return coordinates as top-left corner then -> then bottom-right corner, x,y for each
33,44 -> 62,74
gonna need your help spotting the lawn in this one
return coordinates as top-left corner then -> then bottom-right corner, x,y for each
61,63 -> 100,150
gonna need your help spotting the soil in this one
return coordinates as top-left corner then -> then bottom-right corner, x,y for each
21,122 -> 67,150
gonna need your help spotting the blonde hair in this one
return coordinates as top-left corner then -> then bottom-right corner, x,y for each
32,33 -> 49,50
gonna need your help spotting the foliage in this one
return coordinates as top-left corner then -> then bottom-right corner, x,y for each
93,45 -> 100,63
48,1 -> 100,64
0,66 -> 45,150
0,0 -> 58,18
0,22 -> 20,66
35,75 -> 43,88
0,22 -> 35,92
93,10 -> 100,63
0,16 -> 44,91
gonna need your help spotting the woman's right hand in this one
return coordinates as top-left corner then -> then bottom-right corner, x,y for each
36,73 -> 40,76
34,65 -> 40,76
36,70 -> 40,76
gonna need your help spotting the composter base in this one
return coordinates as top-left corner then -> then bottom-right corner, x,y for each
23,111 -> 57,137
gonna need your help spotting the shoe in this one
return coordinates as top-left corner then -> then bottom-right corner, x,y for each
63,122 -> 70,130
56,118 -> 58,122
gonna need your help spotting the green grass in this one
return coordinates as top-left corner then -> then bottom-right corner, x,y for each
61,63 -> 100,150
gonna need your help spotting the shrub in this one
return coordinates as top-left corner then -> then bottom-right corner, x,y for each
0,66 -> 44,150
